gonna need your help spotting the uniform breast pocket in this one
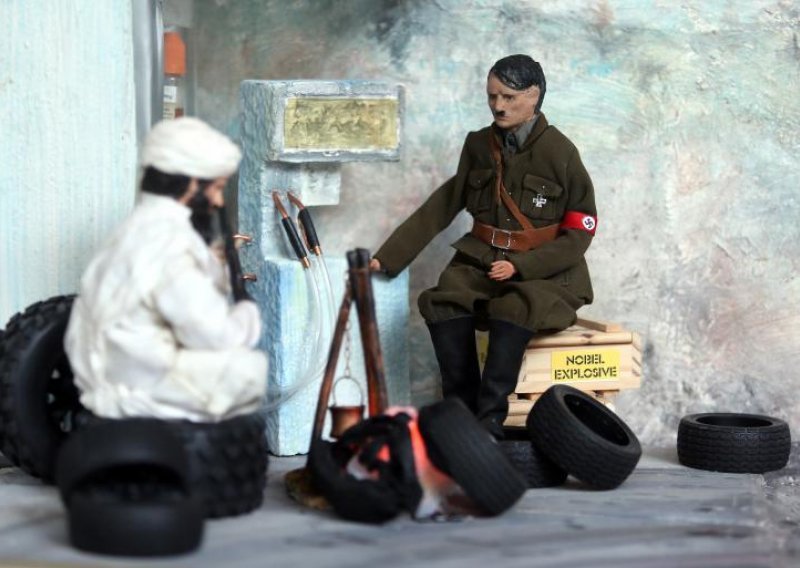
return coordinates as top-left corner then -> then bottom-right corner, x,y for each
521,174 -> 564,220
466,168 -> 494,214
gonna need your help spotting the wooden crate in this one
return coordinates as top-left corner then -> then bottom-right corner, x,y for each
503,318 -> 642,428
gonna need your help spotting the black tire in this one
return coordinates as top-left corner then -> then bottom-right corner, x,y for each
56,419 -> 191,498
164,413 -> 268,518
0,295 -> 83,481
57,420 -> 204,557
68,496 -> 204,557
500,428 -> 567,488
418,399 -> 526,516
0,327 -> 6,361
83,413 -> 269,519
307,438 -> 406,524
527,385 -> 642,490
677,413 -> 791,474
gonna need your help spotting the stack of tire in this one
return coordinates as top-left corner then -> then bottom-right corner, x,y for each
502,384 -> 642,490
0,296 -> 270,556
56,420 -> 205,557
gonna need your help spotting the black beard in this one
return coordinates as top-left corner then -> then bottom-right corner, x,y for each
188,190 -> 216,244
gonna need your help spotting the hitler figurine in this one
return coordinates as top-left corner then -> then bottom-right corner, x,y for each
371,55 -> 598,439
65,118 -> 267,422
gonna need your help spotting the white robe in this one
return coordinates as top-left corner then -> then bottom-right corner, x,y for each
65,193 -> 267,422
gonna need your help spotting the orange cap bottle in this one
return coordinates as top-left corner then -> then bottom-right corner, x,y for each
164,31 -> 186,76
163,30 -> 186,119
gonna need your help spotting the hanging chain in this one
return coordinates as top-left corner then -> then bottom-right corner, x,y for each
342,270 -> 353,378
343,320 -> 353,378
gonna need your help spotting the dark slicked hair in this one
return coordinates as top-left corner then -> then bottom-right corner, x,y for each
489,54 -> 546,112
140,166 -> 192,198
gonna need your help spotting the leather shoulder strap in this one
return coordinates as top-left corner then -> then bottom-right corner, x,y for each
489,133 -> 534,232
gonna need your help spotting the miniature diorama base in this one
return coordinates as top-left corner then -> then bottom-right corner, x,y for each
258,256 -> 410,455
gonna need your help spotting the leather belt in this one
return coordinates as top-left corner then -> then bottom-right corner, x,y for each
471,220 -> 559,252
476,129 -> 560,252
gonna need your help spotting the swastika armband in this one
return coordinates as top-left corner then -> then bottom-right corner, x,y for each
560,211 -> 597,235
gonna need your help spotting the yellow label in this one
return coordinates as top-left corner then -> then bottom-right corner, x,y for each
551,349 -> 620,382
284,97 -> 398,150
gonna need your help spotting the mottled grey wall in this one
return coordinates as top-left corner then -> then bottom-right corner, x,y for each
194,0 -> 800,445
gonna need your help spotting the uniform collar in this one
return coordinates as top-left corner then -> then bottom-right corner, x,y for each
492,112 -> 549,152
519,113 -> 549,150
508,116 -> 537,148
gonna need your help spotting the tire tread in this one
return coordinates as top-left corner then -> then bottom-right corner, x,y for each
677,413 -> 791,474
527,385 -> 641,490
0,295 -> 77,479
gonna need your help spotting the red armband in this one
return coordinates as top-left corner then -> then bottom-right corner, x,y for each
560,211 -> 597,235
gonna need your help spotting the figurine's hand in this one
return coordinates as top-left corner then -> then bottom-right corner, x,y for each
369,258 -> 382,272
488,260 -> 516,281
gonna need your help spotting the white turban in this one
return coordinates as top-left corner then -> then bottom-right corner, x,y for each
140,117 -> 242,179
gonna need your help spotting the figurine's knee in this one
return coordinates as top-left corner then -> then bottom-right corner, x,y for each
489,291 -> 577,333
164,347 -> 267,420
215,348 -> 268,416
418,289 -> 473,323
199,348 -> 266,418
486,293 -> 534,330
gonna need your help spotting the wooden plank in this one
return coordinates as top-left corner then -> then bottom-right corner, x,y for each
529,330 -> 635,348
523,362 -> 640,378
517,382 -> 631,397
517,374 -> 641,392
574,318 -> 623,332
632,332 -> 643,352
519,355 -> 642,372
527,319 -> 645,350
508,399 -> 534,415
505,387 -> 620,427
509,388 -> 621,416
518,393 -> 541,401
517,362 -> 642,384
515,371 -> 641,394
520,353 -> 642,374
503,414 -> 527,428
523,343 -> 641,373
594,390 -> 620,403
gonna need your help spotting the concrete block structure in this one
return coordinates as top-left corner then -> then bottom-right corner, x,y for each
255,258 -> 409,455
237,80 -> 408,454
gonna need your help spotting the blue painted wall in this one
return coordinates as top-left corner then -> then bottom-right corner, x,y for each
0,1 -> 137,321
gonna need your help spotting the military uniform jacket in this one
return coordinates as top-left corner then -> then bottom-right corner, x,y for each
375,113 -> 596,304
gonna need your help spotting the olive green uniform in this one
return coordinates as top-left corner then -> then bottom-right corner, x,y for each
374,113 -> 596,332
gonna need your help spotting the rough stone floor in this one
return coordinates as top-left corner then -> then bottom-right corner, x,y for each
0,445 -> 797,568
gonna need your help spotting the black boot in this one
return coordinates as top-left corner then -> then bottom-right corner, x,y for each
476,319 -> 534,439
427,317 -> 481,413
